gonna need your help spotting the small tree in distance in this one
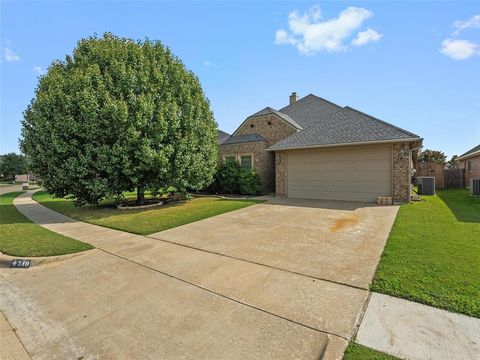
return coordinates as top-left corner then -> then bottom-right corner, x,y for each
446,155 -> 459,169
21,33 -> 218,205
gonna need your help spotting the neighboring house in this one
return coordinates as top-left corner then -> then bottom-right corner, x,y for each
218,130 -> 230,144
457,144 -> 480,187
219,93 -> 422,203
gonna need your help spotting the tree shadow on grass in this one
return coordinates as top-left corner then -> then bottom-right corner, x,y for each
437,189 -> 480,224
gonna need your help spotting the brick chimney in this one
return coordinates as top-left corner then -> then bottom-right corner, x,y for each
289,92 -> 298,105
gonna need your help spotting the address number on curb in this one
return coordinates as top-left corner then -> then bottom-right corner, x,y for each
10,259 -> 31,268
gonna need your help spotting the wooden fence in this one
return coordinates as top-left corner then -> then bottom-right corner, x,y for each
415,162 -> 465,189
443,168 -> 465,189
415,162 -> 445,189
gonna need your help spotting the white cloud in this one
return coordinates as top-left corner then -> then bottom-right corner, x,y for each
3,47 -> 20,62
453,14 -> 480,34
275,5 -> 382,54
203,60 -> 217,68
33,66 -> 46,75
352,28 -> 382,46
440,39 -> 478,60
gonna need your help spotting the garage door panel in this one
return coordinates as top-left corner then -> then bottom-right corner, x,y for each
286,145 -> 392,202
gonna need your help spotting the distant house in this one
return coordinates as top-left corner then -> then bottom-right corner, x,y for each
457,144 -> 480,187
217,130 -> 230,144
218,92 -> 422,203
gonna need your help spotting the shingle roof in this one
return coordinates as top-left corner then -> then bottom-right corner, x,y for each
457,144 -> 480,160
222,133 -> 267,145
248,107 -> 302,130
218,130 -> 230,144
279,94 -> 343,129
269,106 -> 421,151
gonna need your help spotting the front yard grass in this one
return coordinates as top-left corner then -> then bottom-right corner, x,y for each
33,191 -> 261,235
343,343 -> 399,360
0,192 -> 93,256
372,189 -> 480,317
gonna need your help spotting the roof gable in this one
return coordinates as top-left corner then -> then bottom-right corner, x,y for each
233,107 -> 302,136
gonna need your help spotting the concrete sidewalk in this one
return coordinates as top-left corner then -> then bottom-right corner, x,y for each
356,293 -> 480,360
0,312 -> 31,360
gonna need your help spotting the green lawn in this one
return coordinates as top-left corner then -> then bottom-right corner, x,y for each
33,191 -> 261,235
372,189 -> 480,317
343,343 -> 399,360
0,192 -> 93,256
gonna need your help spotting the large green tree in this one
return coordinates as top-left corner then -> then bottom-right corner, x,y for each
417,149 -> 447,164
21,33 -> 218,205
0,153 -> 28,181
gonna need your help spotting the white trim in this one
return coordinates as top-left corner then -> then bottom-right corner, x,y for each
268,138 -> 422,151
457,149 -> 480,161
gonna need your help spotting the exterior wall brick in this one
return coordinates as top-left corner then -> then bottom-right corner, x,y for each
392,142 -> 411,203
460,155 -> 480,187
235,114 -> 298,147
218,141 -> 274,193
218,114 -> 298,193
275,151 -> 287,197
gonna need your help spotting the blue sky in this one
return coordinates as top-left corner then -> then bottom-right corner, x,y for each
1,1 -> 479,158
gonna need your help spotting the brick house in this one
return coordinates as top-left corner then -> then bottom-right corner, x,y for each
457,144 -> 480,187
219,93 -> 422,203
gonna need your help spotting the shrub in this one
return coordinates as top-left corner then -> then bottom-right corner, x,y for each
238,170 -> 262,195
210,162 -> 262,195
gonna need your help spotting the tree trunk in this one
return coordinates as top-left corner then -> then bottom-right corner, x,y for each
137,185 -> 145,205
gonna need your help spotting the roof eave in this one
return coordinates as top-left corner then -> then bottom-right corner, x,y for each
457,150 -> 480,161
267,137 -> 423,151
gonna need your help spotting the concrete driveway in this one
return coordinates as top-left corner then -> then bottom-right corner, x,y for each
151,197 -> 398,289
1,193 -> 398,359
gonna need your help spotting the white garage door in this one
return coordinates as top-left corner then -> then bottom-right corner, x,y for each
286,144 -> 392,202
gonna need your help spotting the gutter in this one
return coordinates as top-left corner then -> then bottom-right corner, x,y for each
267,137 -> 423,151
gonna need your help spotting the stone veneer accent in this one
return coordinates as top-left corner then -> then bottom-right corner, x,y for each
219,114 -> 298,193
275,151 -> 287,197
392,142 -> 412,203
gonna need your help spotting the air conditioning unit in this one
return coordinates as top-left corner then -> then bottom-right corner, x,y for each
471,179 -> 480,195
417,176 -> 435,195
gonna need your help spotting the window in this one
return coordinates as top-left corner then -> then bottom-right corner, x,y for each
467,161 -> 472,171
240,155 -> 253,171
224,156 -> 236,164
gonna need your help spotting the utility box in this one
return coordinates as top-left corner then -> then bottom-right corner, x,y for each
417,176 -> 435,195
471,179 -> 480,195
22,182 -> 29,190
